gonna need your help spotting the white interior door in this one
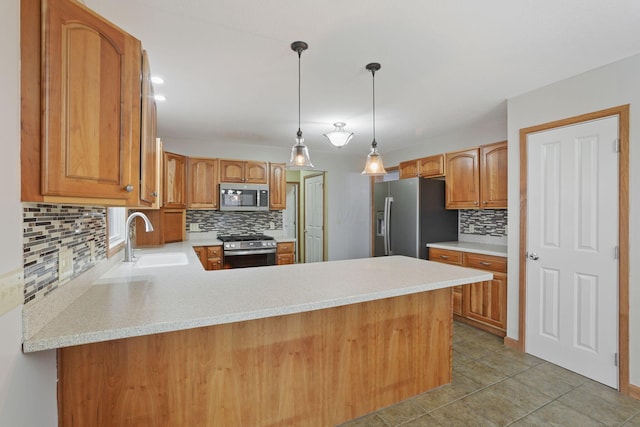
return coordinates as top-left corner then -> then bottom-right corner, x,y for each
526,115 -> 619,388
283,183 -> 298,261
304,174 -> 324,263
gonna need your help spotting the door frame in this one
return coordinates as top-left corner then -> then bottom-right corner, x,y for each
302,172 -> 326,262
518,104 -> 630,394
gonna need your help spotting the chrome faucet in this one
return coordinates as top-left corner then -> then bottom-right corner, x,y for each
124,212 -> 154,262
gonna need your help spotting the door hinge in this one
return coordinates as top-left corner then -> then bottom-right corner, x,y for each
614,246 -> 619,260
615,353 -> 618,367
614,139 -> 620,153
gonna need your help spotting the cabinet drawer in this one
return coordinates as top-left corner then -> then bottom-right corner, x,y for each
276,253 -> 294,265
428,248 -> 462,266
207,246 -> 222,258
277,242 -> 294,254
463,253 -> 506,273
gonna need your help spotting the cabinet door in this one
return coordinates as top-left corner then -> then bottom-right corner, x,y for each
245,161 -> 268,184
419,154 -> 445,178
445,148 -> 480,209
398,160 -> 419,179
193,247 -> 207,269
139,50 -> 158,207
464,272 -> 507,330
162,209 -> 185,243
187,158 -> 219,209
41,0 -> 141,202
219,160 -> 245,183
163,152 -> 187,208
480,141 -> 508,209
206,258 -> 223,270
269,163 -> 287,210
133,210 -> 162,247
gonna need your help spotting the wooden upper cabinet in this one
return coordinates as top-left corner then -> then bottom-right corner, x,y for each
419,154 -> 445,178
269,163 -> 286,210
187,158 -> 219,209
445,148 -> 480,209
39,0 -> 141,203
480,141 -> 508,209
163,152 -> 187,208
139,50 -> 159,207
399,160 -> 419,179
219,159 -> 268,183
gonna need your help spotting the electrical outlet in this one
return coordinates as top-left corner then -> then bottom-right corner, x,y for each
58,249 -> 73,282
189,223 -> 201,232
269,222 -> 275,230
469,224 -> 475,233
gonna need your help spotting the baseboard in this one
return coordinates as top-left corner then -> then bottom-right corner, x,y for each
629,383 -> 640,400
503,336 -> 520,351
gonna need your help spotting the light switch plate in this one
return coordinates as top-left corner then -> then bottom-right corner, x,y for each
58,248 -> 73,282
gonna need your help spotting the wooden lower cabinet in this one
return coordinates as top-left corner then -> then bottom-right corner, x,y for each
57,289 -> 453,427
276,241 -> 295,265
193,245 -> 223,270
429,247 -> 507,336
134,209 -> 185,247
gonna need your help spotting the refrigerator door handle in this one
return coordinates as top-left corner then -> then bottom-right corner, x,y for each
384,196 -> 393,256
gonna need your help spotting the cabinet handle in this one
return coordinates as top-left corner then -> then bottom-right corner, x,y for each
483,200 -> 487,204
439,255 -> 449,259
124,184 -> 134,192
474,201 -> 478,205
479,261 -> 491,266
151,192 -> 158,197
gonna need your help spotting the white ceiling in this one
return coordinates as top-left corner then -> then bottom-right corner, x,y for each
85,0 -> 640,158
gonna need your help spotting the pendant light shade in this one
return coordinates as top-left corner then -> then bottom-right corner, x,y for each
287,41 -> 314,169
323,122 -> 354,148
362,62 -> 387,176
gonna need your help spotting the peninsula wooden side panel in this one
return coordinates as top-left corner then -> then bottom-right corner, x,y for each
58,288 -> 453,427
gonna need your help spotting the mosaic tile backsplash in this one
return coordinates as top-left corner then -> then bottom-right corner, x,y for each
186,210 -> 283,235
23,203 -> 106,304
459,209 -> 507,237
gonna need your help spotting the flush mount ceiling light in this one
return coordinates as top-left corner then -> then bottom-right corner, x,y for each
323,122 -> 354,148
362,62 -> 387,176
287,41 -> 314,170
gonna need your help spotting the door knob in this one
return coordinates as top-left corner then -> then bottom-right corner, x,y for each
527,252 -> 539,261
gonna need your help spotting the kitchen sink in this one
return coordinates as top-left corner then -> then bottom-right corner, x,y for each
134,252 -> 189,268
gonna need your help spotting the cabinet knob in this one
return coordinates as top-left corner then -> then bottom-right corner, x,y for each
151,192 -> 158,197
124,184 -> 134,192
474,201 -> 478,205
483,200 -> 487,204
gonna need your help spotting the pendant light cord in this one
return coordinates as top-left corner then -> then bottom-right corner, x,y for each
297,49 -> 302,137
371,68 -> 376,148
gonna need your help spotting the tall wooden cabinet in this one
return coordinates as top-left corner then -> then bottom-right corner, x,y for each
187,158 -> 219,209
29,0 -> 142,204
269,163 -> 286,210
163,152 -> 187,208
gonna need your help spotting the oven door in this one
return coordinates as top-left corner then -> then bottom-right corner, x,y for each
223,249 -> 276,269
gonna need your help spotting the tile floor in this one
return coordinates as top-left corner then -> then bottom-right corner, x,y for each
339,321 -> 640,427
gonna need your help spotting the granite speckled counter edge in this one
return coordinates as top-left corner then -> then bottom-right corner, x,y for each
23,244 -> 492,353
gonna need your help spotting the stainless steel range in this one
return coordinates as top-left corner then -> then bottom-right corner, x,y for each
218,234 -> 277,269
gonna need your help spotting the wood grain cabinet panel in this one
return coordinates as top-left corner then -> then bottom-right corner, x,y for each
220,159 -> 268,184
187,157 -> 219,209
38,0 -> 141,203
163,152 -> 187,208
480,141 -> 508,209
276,242 -> 295,265
269,162 -> 286,210
429,247 -> 463,315
419,154 -> 445,178
139,50 -> 159,207
399,160 -> 419,179
445,148 -> 480,209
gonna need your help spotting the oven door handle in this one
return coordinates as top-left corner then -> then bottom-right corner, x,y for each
224,249 -> 277,256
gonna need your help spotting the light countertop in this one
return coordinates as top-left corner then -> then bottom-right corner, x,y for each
23,242 -> 491,353
426,241 -> 508,257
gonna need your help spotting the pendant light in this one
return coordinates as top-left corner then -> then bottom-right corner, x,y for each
287,41 -> 314,169
362,62 -> 387,176
323,122 -> 354,148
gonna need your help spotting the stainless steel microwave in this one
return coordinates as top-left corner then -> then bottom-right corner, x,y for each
219,183 -> 269,211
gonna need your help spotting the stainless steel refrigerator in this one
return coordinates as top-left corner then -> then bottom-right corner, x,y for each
374,178 -> 458,259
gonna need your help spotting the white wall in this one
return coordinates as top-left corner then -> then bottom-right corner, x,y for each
162,138 -> 372,261
507,53 -> 640,386
0,0 -> 58,424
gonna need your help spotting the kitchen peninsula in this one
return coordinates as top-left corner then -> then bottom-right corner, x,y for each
23,243 -> 491,426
